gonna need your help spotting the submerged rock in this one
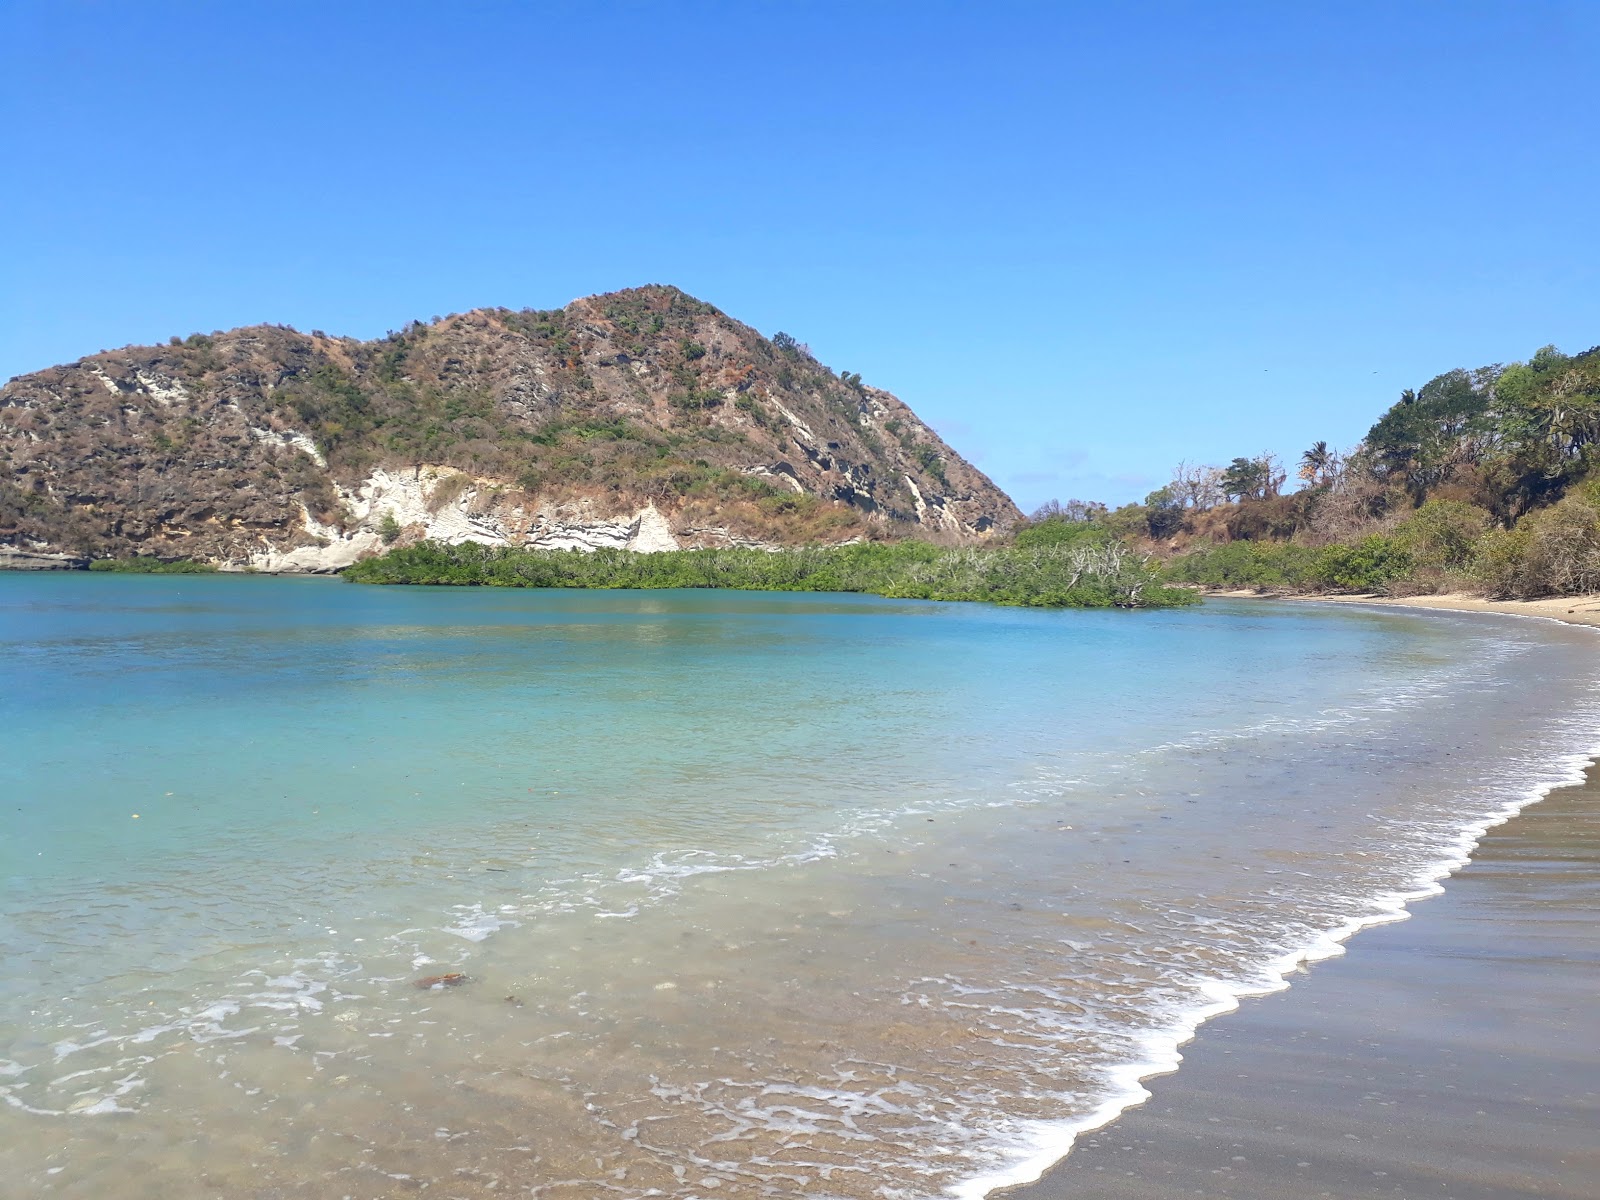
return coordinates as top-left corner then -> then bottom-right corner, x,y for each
413,972 -> 468,990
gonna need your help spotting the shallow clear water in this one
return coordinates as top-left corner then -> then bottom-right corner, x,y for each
2,575 -> 1597,1199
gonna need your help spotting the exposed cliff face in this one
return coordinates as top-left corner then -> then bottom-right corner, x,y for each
0,286 -> 1020,569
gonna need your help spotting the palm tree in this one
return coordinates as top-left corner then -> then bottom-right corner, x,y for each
1299,441 -> 1333,485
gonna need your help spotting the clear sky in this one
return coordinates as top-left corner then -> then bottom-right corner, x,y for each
3,2 -> 1597,510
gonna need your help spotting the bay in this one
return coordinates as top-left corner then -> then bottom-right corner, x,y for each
1,574 -> 1595,1199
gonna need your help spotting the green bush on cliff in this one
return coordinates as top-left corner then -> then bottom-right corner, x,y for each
343,539 -> 1198,609
88,556 -> 218,574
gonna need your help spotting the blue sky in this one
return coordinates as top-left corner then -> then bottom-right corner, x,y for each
3,2 -> 1597,510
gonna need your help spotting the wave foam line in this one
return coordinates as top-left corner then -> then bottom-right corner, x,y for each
948,726 -> 1600,1200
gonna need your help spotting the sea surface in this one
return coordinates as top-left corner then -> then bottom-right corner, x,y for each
1,575 -> 1597,1200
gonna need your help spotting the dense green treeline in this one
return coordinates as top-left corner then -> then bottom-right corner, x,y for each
1364,345 -> 1600,519
343,538 -> 1198,609
1158,489 -> 1600,597
1047,341 -> 1600,599
86,556 -> 218,574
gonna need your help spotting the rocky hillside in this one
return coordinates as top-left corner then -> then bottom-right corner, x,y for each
0,287 -> 1019,570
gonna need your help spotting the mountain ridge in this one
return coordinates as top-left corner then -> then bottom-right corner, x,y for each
0,286 -> 1020,570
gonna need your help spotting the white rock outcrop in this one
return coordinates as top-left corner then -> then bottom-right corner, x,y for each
236,465 -> 684,573
901,474 -> 956,532
249,426 -> 327,467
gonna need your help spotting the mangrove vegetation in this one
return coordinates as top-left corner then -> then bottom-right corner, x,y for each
343,536 -> 1197,609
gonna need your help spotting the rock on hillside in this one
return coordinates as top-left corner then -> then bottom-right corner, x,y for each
0,286 -> 1020,570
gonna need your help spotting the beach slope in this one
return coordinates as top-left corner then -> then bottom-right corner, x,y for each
1000,761 -> 1600,1200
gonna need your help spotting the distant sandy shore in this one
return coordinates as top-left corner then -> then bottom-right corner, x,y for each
1211,588 -> 1600,629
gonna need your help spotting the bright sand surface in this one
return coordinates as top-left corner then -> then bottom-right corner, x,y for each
1002,624 -> 1600,1199
1363,591 -> 1600,628
1225,589 -> 1600,630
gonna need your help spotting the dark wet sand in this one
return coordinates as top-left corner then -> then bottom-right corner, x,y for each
1001,765 -> 1600,1200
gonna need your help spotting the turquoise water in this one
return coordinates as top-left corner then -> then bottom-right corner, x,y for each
2,575 -> 1598,1199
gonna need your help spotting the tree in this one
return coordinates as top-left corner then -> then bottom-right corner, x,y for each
1031,498 -> 1108,523
1364,369 -> 1495,493
771,332 -> 812,361
1298,441 -> 1336,485
1261,452 -> 1288,497
1143,485 -> 1186,538
1222,457 -> 1273,499
1221,456 -> 1278,501
1169,461 -> 1226,510
1497,346 -> 1600,465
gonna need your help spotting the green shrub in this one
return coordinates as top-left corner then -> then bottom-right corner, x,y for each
1163,537 -> 1410,594
343,539 -> 1199,609
1012,517 -> 1114,551
1391,499 -> 1491,570
913,445 -> 947,484
1476,494 -> 1600,597
1308,535 -> 1411,592
88,556 -> 217,574
669,387 -> 724,410
1163,541 -> 1318,589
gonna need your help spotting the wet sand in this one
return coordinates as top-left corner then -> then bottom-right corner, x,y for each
1000,761 -> 1600,1200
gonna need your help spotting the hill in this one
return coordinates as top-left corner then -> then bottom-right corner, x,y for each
0,286 -> 1019,570
1029,342 -> 1600,600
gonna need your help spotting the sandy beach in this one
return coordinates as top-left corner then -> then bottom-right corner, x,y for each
1002,598 -> 1600,1200
1218,588 -> 1600,630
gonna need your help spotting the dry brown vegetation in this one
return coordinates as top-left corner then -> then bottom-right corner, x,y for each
0,287 -> 1018,560
1028,343 -> 1600,600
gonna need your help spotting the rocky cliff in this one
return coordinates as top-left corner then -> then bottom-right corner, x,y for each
0,286 -> 1019,570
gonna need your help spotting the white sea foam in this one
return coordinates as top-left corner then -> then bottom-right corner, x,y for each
445,903 -> 519,942
945,653 -> 1600,1199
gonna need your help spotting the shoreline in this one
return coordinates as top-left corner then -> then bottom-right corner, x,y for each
1210,587 -> 1600,628
14,555 -> 1600,629
969,732 -> 1600,1197
984,598 -> 1600,1200
1000,754 -> 1600,1200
